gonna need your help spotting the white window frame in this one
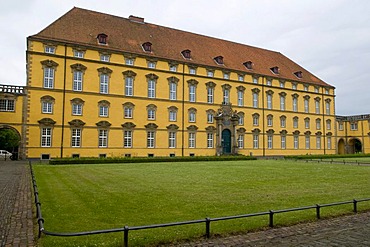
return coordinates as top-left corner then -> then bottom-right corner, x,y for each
124,130 -> 132,148
100,54 -> 110,62
281,136 -> 286,149
99,129 -> 108,148
189,85 -> 196,102
147,131 -> 155,148
253,93 -> 258,108
71,128 -> 81,147
305,136 -> 310,149
207,87 -> 214,104
169,110 -> 177,121
315,100 -> 320,114
0,99 -> 15,112
148,108 -> 155,120
316,136 -> 321,149
147,61 -> 156,69
45,46 -> 55,54
125,58 -> 134,66
267,94 -> 272,109
43,67 -> 54,89
99,105 -> 108,117
207,113 -> 214,123
238,135 -> 244,149
169,82 -> 177,100
280,96 -> 285,111
293,118 -> 298,129
253,134 -> 259,149
188,132 -> 196,148
237,90 -> 244,106
327,136 -> 332,149
267,135 -> 273,149
304,99 -> 309,113
125,77 -> 134,96
293,98 -> 298,112
124,107 -> 133,119
148,79 -> 156,98
74,50 -> 84,58
41,127 -> 52,147
280,117 -> 286,128
100,74 -> 109,94
294,135 -> 299,149
189,111 -> 196,123
72,103 -> 82,116
42,101 -> 53,114
223,89 -> 230,104
73,71 -> 83,91
169,132 -> 176,148
207,133 -> 214,148
326,102 -> 331,115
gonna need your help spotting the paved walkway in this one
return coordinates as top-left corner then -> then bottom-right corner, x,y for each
0,161 -> 34,247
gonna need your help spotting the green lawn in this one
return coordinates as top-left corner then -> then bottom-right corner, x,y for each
33,160 -> 370,247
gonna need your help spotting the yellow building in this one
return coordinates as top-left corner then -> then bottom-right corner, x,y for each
337,115 -> 370,154
21,7 -> 339,159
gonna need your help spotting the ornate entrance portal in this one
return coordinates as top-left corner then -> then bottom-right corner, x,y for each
215,104 -> 240,155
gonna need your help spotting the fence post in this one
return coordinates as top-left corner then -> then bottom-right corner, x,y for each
353,199 -> 357,213
123,226 -> 129,247
269,210 -> 274,227
316,204 -> 321,219
205,218 -> 211,238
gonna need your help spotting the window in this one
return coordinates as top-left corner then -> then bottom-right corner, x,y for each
266,79 -> 272,86
169,110 -> 177,121
74,50 -> 84,58
100,54 -> 110,62
280,81 -> 285,88
292,97 -> 298,112
316,119 -> 321,130
169,64 -> 177,72
223,88 -> 230,104
99,105 -> 108,117
315,99 -> 320,114
207,113 -> 214,123
43,67 -> 55,89
207,133 -> 214,148
223,73 -> 230,79
0,99 -> 15,112
339,122 -> 344,131
148,79 -> 156,98
238,113 -> 244,125
73,71 -> 83,91
124,130 -> 132,148
314,87 -> 319,93
42,101 -> 53,114
182,49 -> 191,59
281,136 -> 286,149
147,61 -> 156,69
316,136 -> 321,149
326,101 -> 331,115
148,108 -> 155,120
267,94 -> 272,109
124,106 -> 133,118
280,116 -> 286,128
253,77 -> 258,84
189,132 -> 196,148
326,120 -> 331,130
304,98 -> 309,113
147,131 -> 155,148
325,89 -> 329,94
253,92 -> 258,108
41,128 -> 52,147
125,58 -> 134,65
238,135 -> 244,148
189,110 -> 196,123
100,74 -> 109,94
169,82 -> 177,100
305,135 -> 310,149
72,103 -> 82,115
207,86 -> 214,104
305,118 -> 310,129
253,134 -> 259,149
327,136 -> 332,149
45,46 -> 55,54
237,90 -> 244,106
267,115 -> 273,127
294,136 -> 299,149
169,132 -> 176,148
207,70 -> 214,77
238,75 -> 244,81
125,77 -> 134,96
267,135 -> 273,149
97,33 -> 108,45
350,122 -> 358,130
253,114 -> 259,126
292,83 -> 297,90
189,85 -> 196,102
189,67 -> 196,75
304,85 -> 309,91
71,128 -> 81,147
99,129 -> 108,147
293,117 -> 298,128
142,42 -> 152,52
280,95 -> 285,111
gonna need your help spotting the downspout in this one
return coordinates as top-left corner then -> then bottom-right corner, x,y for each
321,91 -> 326,155
181,63 -> 185,157
60,44 -> 67,158
262,77 -> 265,157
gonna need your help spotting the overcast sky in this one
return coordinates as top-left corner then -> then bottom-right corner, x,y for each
1,0 -> 369,115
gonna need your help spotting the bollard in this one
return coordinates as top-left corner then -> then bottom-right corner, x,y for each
205,217 -> 211,238
316,204 -> 321,219
269,210 -> 274,227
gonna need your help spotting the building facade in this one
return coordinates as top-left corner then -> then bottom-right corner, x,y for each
4,8 -> 343,159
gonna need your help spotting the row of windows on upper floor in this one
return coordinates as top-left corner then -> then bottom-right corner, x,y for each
39,125 -> 333,150
40,97 -> 333,131
43,46 -> 333,94
41,65 -> 333,114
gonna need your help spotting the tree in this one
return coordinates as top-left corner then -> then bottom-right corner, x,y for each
0,128 -> 20,151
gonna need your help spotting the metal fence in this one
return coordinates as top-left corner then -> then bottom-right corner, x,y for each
30,162 -> 370,247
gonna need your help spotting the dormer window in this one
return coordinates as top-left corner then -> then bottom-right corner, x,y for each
142,42 -> 152,52
181,49 -> 191,59
97,33 -> 108,45
214,56 -> 224,65
270,66 -> 279,74
243,61 -> 253,70
294,71 -> 303,79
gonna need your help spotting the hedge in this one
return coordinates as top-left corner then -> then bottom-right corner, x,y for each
285,153 -> 370,160
49,155 -> 257,165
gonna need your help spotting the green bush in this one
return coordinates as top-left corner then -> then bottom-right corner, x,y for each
49,155 -> 256,165
285,153 -> 370,160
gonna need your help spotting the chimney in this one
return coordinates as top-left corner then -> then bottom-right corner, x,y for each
129,15 -> 144,23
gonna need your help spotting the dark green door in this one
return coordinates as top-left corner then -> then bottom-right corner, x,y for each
222,129 -> 231,154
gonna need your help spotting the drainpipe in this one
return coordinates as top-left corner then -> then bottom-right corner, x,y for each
60,44 -> 67,158
262,77 -> 265,157
181,63 -> 185,157
321,91 -> 326,155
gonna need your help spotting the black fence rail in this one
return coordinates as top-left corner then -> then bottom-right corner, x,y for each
29,162 -> 370,247
302,158 -> 370,165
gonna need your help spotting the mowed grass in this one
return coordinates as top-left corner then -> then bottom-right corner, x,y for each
33,160 -> 370,247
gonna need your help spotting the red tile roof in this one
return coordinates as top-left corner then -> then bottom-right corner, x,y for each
31,7 -> 333,88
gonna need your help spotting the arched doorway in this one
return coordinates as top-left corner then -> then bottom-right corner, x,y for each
222,129 -> 231,154
0,126 -> 21,160
348,138 -> 362,154
338,139 -> 345,154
